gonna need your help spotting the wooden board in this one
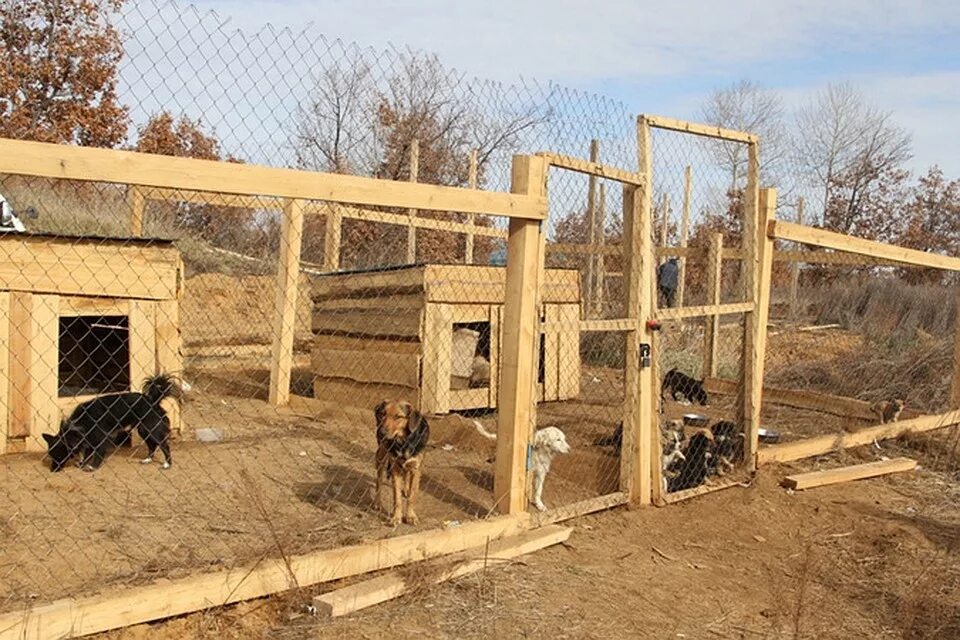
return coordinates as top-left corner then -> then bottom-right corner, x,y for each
494,156 -> 546,516
128,186 -> 145,237
0,513 -> 531,640
312,344 -> 420,388
420,303 -> 453,414
128,300 -> 157,389
448,387 -> 490,411
781,458 -> 917,490
657,301 -> 753,320
0,137 -> 546,220
269,199 -> 306,406
488,304 -> 500,409
314,525 -> 572,618
312,309 -> 423,339
537,151 -> 644,185
154,299 -> 183,435
702,233 -> 723,378
768,220 -> 960,272
313,334 -> 421,355
643,114 -> 758,143
28,294 -> 59,450
323,204 -> 342,272
59,296 -> 129,317
757,410 -> 960,464
0,292 -> 8,453
541,305 -> 560,402
0,235 -> 180,301
557,303 -> 581,399
6,292 -> 32,439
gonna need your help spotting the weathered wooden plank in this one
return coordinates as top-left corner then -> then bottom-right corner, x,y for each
312,309 -> 424,339
28,294 -> 59,451
312,345 -> 420,388
781,458 -> 917,490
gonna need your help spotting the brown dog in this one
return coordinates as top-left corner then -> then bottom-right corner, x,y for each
374,401 -> 430,526
870,399 -> 905,424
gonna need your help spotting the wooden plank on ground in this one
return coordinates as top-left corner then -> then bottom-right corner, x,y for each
758,410 -> 960,464
314,525 -> 572,618
0,513 -> 531,640
781,458 -> 917,491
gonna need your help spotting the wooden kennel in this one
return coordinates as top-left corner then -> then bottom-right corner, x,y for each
0,232 -> 183,453
311,264 -> 581,414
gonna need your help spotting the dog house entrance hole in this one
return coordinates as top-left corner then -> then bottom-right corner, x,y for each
59,315 -> 130,397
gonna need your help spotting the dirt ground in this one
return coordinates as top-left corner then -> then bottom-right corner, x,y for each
97,439 -> 960,640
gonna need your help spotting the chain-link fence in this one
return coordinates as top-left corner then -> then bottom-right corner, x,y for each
645,122 -> 755,499
759,227 -> 960,466
0,0 -> 647,615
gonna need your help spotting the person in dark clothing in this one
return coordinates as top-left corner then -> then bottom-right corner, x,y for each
657,257 -> 679,308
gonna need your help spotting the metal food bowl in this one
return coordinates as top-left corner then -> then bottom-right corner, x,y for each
758,428 -> 781,444
682,413 -> 709,428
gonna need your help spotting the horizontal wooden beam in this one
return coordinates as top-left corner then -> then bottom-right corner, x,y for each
660,477 -> 744,505
537,152 -> 645,185
642,114 -> 758,144
657,301 -> 754,320
773,248 -> 901,267
757,409 -> 960,464
578,318 -> 639,332
781,457 -> 916,491
0,513 -> 530,639
0,138 -> 546,220
768,220 -> 960,272
336,206 -> 508,238
531,492 -> 629,527
313,525 -> 572,618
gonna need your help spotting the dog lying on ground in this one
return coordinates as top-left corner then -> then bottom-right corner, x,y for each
374,401 -> 430,526
870,399 -> 904,424
661,369 -> 709,405
709,420 -> 744,477
471,422 -> 571,512
43,374 -> 181,472
667,431 -> 713,492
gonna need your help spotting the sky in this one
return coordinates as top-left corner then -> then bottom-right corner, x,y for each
169,0 -> 960,178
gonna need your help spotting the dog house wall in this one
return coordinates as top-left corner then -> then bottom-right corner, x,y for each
311,264 -> 582,414
0,233 -> 183,453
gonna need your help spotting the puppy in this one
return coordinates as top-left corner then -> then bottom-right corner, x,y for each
660,430 -> 687,494
870,399 -> 904,424
710,420 -> 744,476
43,374 -> 181,472
530,426 -> 571,512
661,368 -> 709,405
471,422 -> 571,512
667,431 -> 713,492
374,401 -> 429,526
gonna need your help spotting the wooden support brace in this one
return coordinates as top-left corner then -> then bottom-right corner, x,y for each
465,149 -> 478,264
677,165 -> 691,307
406,138 -> 420,264
128,185 -> 145,237
323,203 -> 342,272
702,233 -> 723,378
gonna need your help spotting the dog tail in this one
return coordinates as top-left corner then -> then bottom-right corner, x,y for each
142,374 -> 183,406
471,420 -> 498,441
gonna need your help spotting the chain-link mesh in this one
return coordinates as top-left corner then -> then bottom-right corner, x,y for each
761,234 -> 959,449
0,0 -> 648,613
648,126 -> 751,497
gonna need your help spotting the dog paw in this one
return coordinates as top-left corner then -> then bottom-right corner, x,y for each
388,514 -> 402,527
161,462 -> 171,470
82,465 -> 95,473
404,512 -> 419,525
140,457 -> 153,465
533,501 -> 546,512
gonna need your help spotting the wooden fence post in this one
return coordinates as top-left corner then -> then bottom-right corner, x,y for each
622,116 -> 656,506
736,141 -> 760,440
323,203 -> 342,272
465,149 -> 478,264
494,155 -> 546,515
743,186 -> 775,470
658,193 -> 670,248
128,186 -> 145,237
269,198 -> 305,406
593,183 -> 606,315
677,165 -> 692,307
406,139 -> 419,264
952,288 -> 960,409
789,197 -> 804,318
585,140 -> 600,317
702,232 -> 723,377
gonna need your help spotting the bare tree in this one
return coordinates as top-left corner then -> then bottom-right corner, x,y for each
699,80 -> 790,190
795,82 -> 912,224
292,59 -> 376,174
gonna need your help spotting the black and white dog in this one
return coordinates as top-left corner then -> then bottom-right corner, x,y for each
43,374 -> 181,472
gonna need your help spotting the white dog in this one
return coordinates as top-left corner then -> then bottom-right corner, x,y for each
470,422 -> 571,512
